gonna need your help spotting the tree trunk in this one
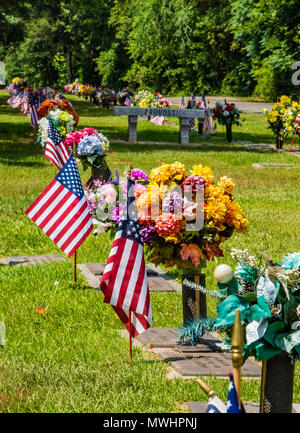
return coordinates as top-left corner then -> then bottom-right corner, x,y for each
66,45 -> 72,84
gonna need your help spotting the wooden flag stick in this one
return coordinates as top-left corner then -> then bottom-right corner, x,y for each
74,251 -> 77,284
231,309 -> 244,407
128,309 -> 133,363
289,125 -> 298,152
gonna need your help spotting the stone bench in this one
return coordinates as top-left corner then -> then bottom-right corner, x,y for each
113,106 -> 209,144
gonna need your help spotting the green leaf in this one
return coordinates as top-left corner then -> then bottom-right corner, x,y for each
251,295 -> 272,321
215,294 -> 251,328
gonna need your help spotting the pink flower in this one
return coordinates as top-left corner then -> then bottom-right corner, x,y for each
155,213 -> 180,237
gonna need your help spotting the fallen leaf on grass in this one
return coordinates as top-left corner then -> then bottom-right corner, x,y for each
33,306 -> 48,315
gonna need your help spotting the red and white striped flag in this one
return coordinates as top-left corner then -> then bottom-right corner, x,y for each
124,95 -> 132,106
150,116 -> 165,125
7,91 -> 22,109
100,179 -> 153,337
25,155 -> 93,257
30,103 -> 39,127
45,118 -> 70,170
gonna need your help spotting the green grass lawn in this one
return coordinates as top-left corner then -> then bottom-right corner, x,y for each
0,91 -> 299,412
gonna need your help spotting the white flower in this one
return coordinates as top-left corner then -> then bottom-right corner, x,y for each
223,110 -> 230,117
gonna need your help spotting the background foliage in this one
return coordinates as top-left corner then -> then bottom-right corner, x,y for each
1,0 -> 300,100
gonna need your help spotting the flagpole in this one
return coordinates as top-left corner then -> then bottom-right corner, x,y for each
129,309 -> 133,363
74,251 -> 77,284
127,164 -> 133,363
231,309 -> 244,408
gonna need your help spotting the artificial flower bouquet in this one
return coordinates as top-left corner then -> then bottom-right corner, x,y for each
12,77 -> 22,84
136,162 -> 248,270
213,101 -> 242,126
262,95 -> 296,141
64,128 -> 110,171
181,249 -> 300,363
85,169 -> 149,235
156,97 -> 171,108
88,162 -> 248,270
38,106 -> 75,147
134,90 -> 156,108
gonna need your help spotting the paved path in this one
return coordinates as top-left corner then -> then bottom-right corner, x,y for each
168,96 -> 273,113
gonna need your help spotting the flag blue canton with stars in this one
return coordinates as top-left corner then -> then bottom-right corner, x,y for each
55,155 -> 84,199
48,117 -> 63,145
117,179 -> 141,244
227,374 -> 243,413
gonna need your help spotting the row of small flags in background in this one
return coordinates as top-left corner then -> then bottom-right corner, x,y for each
7,82 -> 44,129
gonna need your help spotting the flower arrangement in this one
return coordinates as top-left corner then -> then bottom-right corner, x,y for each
156,97 -> 171,108
281,101 -> 300,136
134,90 -> 156,108
38,99 -> 79,126
87,162 -> 248,270
85,169 -> 149,235
12,77 -> 22,84
213,101 -> 242,126
64,128 -> 109,170
262,96 -> 295,145
136,162 -> 248,270
180,249 -> 300,363
37,107 -> 75,147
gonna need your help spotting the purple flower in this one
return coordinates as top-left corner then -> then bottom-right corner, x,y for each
162,191 -> 183,214
131,168 -> 149,182
140,225 -> 156,244
111,204 -> 125,225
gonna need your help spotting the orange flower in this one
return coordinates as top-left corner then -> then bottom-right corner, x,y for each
180,243 -> 204,267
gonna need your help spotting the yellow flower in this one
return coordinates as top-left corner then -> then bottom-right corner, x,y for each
288,126 -> 293,132
218,176 -> 235,194
149,162 -> 185,185
280,95 -> 291,105
191,165 -> 214,183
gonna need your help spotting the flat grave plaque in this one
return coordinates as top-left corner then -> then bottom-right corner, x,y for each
0,254 -> 65,266
78,263 -> 181,292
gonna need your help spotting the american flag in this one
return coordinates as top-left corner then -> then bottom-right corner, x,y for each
30,103 -> 39,128
100,179 -> 153,338
205,394 -> 227,413
25,155 -> 93,257
179,96 -> 185,109
20,92 -> 29,115
150,116 -> 165,125
124,95 -> 132,106
226,374 -> 244,413
45,118 -> 70,170
7,91 -> 22,109
188,92 -> 196,130
205,374 -> 244,413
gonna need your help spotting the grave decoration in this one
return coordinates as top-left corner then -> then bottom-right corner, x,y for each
180,249 -> 300,361
85,168 -> 149,235
213,101 -> 243,142
38,102 -> 76,147
137,162 -> 248,270
64,128 -> 111,184
87,162 -> 248,322
180,249 -> 300,412
262,95 -> 296,149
